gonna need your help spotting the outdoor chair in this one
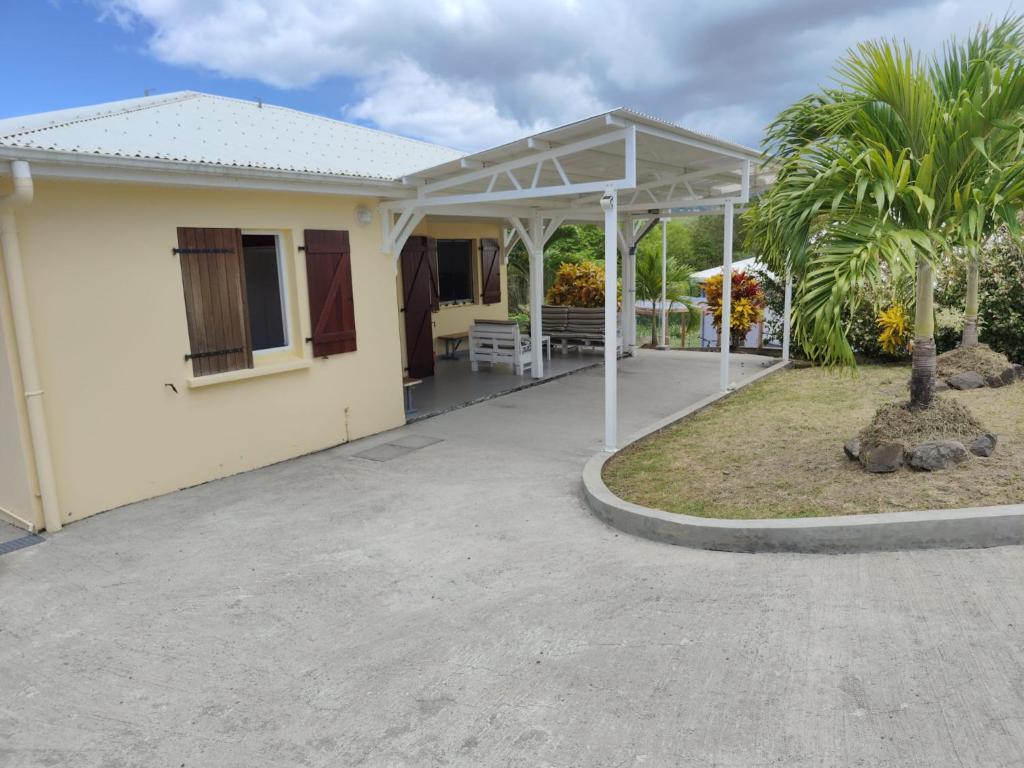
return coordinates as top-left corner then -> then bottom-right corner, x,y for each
468,319 -> 532,376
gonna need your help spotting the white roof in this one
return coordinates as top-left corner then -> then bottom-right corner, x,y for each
0,91 -> 464,181
692,257 -> 767,282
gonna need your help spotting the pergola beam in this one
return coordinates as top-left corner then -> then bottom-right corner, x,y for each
418,128 -> 631,198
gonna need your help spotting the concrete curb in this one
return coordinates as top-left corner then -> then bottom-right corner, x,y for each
582,362 -> 1024,553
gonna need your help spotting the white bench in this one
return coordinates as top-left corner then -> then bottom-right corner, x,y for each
469,320 -> 532,376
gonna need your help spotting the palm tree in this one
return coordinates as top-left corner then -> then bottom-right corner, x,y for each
930,21 -> 1024,347
746,16 -> 1024,408
633,243 -> 698,346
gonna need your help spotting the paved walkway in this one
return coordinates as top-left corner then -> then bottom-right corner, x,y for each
3,351 -> 1023,768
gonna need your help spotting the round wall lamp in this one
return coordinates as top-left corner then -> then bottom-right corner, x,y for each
355,205 -> 373,226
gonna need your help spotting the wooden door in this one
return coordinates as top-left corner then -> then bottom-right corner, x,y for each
401,236 -> 438,378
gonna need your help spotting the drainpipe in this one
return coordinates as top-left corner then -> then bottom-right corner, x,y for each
0,160 -> 61,532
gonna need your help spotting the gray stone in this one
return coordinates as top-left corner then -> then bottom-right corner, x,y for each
984,368 -> 1016,388
861,442 -> 904,473
935,379 -> 951,392
948,371 -> 986,390
843,437 -> 861,461
1015,363 -> 1024,380
969,433 -> 998,458
909,440 -> 969,471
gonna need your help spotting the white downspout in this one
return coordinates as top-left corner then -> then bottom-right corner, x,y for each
0,160 -> 61,532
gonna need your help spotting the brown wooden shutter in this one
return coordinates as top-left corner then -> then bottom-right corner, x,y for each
426,237 -> 440,312
480,238 -> 501,305
304,229 -> 357,357
400,236 -> 436,378
176,227 -> 253,376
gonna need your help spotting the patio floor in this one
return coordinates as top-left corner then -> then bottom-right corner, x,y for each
4,350 -> 1024,768
409,348 -> 599,420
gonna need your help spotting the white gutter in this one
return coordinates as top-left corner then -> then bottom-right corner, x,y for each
0,160 -> 61,532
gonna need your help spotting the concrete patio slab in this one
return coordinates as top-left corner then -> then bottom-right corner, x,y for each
3,351 -> 1024,768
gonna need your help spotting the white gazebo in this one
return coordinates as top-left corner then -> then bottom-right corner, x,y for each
379,109 -> 787,452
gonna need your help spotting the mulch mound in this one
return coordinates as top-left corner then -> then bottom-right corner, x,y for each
859,397 -> 987,449
936,344 -> 1013,379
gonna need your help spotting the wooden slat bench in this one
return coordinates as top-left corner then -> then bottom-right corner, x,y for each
541,305 -> 623,354
436,332 -> 469,360
402,376 -> 422,415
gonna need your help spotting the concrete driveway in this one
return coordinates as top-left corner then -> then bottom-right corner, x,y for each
3,350 -> 1024,768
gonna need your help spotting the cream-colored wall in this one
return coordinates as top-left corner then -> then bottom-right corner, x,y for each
396,219 -> 507,370
0,255 -> 40,529
14,179 -> 407,523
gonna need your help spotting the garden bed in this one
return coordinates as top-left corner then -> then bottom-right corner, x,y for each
602,366 -> 1024,519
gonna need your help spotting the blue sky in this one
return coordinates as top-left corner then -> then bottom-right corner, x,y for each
2,2 -> 358,125
3,1 -> 1021,151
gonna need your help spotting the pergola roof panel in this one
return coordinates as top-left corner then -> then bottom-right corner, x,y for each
395,108 -> 772,217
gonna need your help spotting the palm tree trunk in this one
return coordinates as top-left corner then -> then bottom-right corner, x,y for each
910,255 -> 937,409
961,248 -> 980,347
652,307 -> 658,346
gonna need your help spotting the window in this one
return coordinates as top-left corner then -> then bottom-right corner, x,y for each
437,239 -> 474,303
242,233 -> 288,352
177,227 -> 355,377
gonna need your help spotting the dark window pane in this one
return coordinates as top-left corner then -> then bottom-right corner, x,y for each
242,234 -> 286,350
437,240 -> 473,302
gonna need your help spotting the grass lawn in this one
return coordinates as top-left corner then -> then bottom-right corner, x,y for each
603,365 -> 1024,519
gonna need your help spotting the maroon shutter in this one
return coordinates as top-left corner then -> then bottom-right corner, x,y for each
401,236 -> 436,378
426,237 -> 440,312
176,227 -> 253,376
304,229 -> 357,357
480,238 -> 501,305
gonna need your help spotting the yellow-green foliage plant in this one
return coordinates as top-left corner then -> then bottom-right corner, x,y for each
703,271 -> 766,347
877,303 -> 912,356
545,261 -> 618,307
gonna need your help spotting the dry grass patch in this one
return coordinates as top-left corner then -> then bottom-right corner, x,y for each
603,366 -> 1024,519
937,343 -> 1013,379
859,398 -> 986,449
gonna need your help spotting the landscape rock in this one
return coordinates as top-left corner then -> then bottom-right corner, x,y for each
934,379 -> 950,392
861,442 -> 904,473
984,369 -> 1016,387
947,371 -> 985,390
908,440 -> 969,471
843,437 -> 861,461
969,433 -> 998,458
1015,364 -> 1024,380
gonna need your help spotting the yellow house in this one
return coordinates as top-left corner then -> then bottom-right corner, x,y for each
0,92 -> 511,532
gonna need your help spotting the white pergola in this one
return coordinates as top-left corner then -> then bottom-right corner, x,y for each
379,109 -> 787,452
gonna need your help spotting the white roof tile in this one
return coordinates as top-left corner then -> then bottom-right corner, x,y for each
0,91 -> 465,181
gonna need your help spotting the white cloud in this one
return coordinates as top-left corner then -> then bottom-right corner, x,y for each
96,0 -> 1023,149
346,59 -> 551,150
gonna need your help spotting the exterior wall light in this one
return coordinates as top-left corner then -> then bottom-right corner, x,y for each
355,205 -> 373,226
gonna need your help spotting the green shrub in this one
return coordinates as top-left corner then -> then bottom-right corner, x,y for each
934,306 -> 964,354
977,232 -> 1024,363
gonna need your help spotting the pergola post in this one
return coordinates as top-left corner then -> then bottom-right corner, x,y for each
782,269 -> 793,363
529,211 -> 545,379
719,200 -> 734,391
602,189 -> 618,452
623,214 -> 635,354
659,218 -> 668,348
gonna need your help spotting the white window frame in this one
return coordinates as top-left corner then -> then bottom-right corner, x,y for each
241,230 -> 291,356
